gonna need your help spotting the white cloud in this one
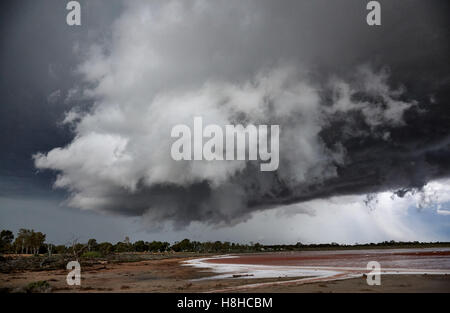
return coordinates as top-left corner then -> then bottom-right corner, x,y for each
173,181 -> 450,244
34,0 -> 417,227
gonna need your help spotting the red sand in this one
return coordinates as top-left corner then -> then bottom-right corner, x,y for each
206,248 -> 450,269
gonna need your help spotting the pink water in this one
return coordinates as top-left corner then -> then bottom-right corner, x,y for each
205,248 -> 450,270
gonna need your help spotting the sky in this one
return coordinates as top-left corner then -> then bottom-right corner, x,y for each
0,0 -> 449,245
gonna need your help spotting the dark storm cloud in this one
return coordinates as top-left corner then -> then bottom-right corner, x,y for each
0,0 -> 122,193
27,0 -> 450,228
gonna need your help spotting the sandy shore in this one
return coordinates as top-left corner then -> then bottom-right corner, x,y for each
0,256 -> 294,293
240,274 -> 450,293
1,255 -> 449,293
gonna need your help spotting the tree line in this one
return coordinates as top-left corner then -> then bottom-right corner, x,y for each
1,229 -> 46,255
1,229 -> 450,256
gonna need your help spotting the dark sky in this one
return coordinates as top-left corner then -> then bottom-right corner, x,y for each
0,0 -> 449,244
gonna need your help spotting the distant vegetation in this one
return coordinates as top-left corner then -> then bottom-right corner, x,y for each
1,229 -> 450,256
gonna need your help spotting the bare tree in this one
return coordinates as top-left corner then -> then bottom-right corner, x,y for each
47,243 -> 53,257
68,237 -> 88,260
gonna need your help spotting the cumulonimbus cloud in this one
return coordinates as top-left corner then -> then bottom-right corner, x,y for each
33,0 -> 450,228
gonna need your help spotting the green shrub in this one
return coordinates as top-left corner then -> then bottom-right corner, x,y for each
81,251 -> 102,258
25,280 -> 51,293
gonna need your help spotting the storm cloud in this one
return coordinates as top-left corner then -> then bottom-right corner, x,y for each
33,0 -> 450,228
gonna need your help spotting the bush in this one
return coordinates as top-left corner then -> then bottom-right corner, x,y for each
97,242 -> 114,255
81,251 -> 102,258
25,280 -> 51,293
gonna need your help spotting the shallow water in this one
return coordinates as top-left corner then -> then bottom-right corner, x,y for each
205,248 -> 450,270
184,248 -> 450,282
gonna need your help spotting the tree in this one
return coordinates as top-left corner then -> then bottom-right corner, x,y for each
15,229 -> 31,254
133,240 -> 148,252
114,241 -> 130,253
11,229 -> 46,255
171,239 -> 192,252
47,243 -> 55,256
161,242 -> 170,252
68,238 -> 88,260
0,230 -> 14,253
213,241 -> 223,252
97,242 -> 113,255
87,238 -> 98,251
55,245 -> 67,254
30,231 -> 46,255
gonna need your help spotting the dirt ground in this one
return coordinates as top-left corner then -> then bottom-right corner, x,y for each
0,257 -> 299,293
232,274 -> 450,293
1,256 -> 449,293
